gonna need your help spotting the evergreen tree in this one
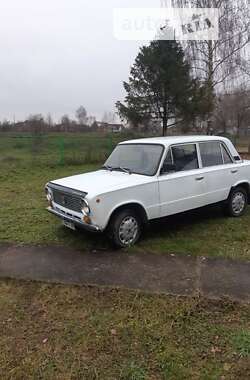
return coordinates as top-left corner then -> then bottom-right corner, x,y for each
117,40 -> 207,136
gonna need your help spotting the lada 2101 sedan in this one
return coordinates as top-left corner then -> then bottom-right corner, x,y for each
45,136 -> 250,248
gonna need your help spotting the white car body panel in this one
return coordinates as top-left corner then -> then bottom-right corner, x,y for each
46,136 -> 250,232
52,170 -> 154,197
158,168 -> 208,217
51,171 -> 160,230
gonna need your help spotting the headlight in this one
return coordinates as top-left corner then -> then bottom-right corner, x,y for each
81,199 -> 90,215
45,186 -> 53,203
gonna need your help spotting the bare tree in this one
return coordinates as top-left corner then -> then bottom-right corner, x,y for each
102,111 -> 117,124
162,0 -> 250,130
46,113 -> 53,129
163,1 -> 249,86
214,86 -> 250,136
230,87 -> 250,137
27,114 -> 45,155
213,94 -> 233,134
0,119 -> 11,132
75,106 -> 87,125
28,114 -> 45,135
61,114 -> 71,131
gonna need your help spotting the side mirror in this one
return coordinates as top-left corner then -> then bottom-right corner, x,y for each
160,163 -> 176,175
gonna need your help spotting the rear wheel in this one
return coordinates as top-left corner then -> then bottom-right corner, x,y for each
225,187 -> 248,217
108,209 -> 142,248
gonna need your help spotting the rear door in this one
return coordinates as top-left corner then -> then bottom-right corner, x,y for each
198,141 -> 240,204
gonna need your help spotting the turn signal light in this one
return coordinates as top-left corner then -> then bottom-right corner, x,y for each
83,216 -> 91,224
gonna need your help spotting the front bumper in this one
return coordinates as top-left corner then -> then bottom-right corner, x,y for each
47,207 -> 101,233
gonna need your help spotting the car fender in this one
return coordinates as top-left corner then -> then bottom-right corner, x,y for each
104,200 -> 149,229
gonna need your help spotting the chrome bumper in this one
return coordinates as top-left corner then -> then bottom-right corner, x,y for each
47,207 -> 101,233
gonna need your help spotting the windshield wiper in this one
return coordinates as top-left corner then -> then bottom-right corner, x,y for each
101,165 -> 113,171
111,166 -> 132,174
101,165 -> 132,174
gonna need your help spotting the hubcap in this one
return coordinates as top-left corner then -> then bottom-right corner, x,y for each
118,216 -> 139,246
232,192 -> 246,215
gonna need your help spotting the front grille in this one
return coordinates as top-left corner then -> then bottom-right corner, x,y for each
52,189 -> 82,213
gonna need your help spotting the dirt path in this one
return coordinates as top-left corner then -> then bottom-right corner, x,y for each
0,245 -> 249,302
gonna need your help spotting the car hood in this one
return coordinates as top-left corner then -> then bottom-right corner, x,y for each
51,169 -> 153,197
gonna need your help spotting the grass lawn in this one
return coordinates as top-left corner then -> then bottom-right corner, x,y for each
0,279 -> 250,379
0,132 -> 250,260
1,134 -> 250,379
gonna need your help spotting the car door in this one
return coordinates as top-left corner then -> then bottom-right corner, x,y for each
158,143 -> 207,217
198,141 -> 240,205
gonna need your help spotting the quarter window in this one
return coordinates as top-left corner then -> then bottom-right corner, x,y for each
221,144 -> 233,164
199,142 -> 223,167
164,149 -> 173,167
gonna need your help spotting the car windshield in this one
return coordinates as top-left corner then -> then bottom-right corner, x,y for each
103,144 -> 164,176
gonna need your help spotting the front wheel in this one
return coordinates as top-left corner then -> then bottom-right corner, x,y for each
108,209 -> 142,248
225,187 -> 248,217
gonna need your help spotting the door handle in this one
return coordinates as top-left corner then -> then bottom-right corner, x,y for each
196,176 -> 204,181
231,169 -> 238,174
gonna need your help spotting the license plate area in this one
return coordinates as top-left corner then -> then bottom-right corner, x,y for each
63,220 -> 76,231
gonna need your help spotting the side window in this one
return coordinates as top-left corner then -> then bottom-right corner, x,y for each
171,144 -> 199,172
221,144 -> 233,164
164,149 -> 173,166
200,142 -> 223,167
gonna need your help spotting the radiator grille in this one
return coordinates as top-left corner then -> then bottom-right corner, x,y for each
52,189 -> 82,213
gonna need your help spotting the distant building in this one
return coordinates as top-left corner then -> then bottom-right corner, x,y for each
96,122 -> 125,133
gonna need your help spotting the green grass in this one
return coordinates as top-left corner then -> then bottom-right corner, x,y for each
0,132 -> 122,166
0,132 -> 250,260
0,279 -> 249,379
136,206 -> 250,260
1,134 -> 250,379
232,329 -> 250,358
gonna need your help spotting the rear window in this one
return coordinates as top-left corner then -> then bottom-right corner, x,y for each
199,142 -> 223,167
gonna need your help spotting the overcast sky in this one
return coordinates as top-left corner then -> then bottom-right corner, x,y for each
0,0 -> 160,122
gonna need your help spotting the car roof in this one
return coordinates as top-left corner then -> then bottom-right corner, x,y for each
119,135 -> 230,147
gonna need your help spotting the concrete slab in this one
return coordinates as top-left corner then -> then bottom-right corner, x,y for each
0,246 -> 197,296
0,245 -> 249,302
200,257 -> 250,302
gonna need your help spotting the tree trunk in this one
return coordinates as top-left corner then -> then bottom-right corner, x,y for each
206,40 -> 215,135
237,115 -> 241,138
162,120 -> 167,136
162,110 -> 168,136
223,123 -> 227,135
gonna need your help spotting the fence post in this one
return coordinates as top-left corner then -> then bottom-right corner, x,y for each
109,134 -> 113,152
59,137 -> 65,166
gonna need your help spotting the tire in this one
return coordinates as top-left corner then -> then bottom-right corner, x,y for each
225,187 -> 248,217
108,209 -> 142,248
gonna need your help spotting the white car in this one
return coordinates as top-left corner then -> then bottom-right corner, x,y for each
45,136 -> 250,248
